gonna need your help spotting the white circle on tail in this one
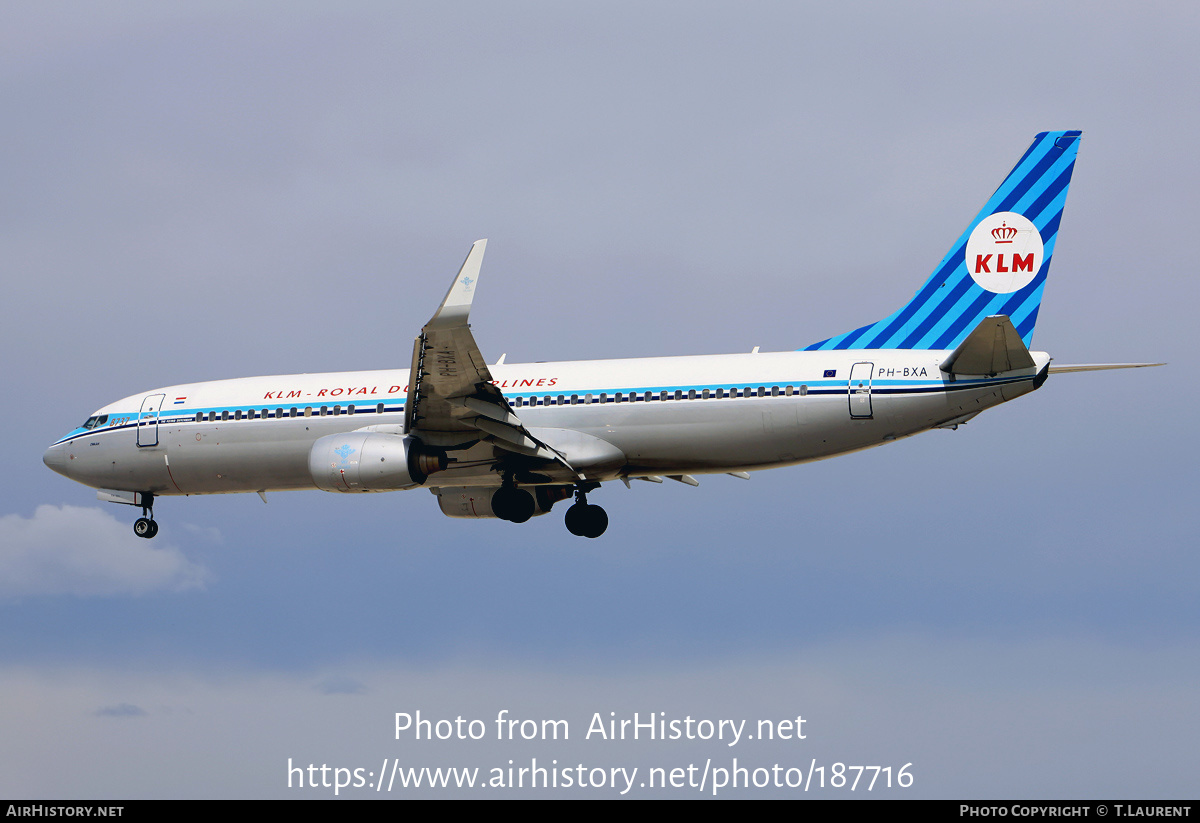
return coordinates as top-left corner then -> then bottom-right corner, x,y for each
965,211 -> 1044,293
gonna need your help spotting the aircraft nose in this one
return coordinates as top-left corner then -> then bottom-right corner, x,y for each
43,443 -> 68,476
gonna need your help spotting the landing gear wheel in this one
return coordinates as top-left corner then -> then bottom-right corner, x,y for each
133,517 -> 157,539
565,503 -> 608,538
492,487 -> 535,523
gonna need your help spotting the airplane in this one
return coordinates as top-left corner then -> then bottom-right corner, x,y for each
43,130 -> 1160,539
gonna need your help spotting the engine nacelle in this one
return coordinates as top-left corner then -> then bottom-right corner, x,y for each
309,432 -> 443,493
433,485 -> 572,519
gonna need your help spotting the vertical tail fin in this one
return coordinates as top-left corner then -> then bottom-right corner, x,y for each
805,130 -> 1082,352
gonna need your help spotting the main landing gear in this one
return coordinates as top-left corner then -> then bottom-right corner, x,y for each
490,481 -> 609,538
564,486 -> 607,539
132,492 -> 159,539
492,485 -> 536,523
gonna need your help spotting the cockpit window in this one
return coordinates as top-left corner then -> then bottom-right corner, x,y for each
80,415 -> 110,430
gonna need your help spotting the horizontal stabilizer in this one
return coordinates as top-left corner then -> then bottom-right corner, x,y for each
940,315 -> 1034,376
1048,362 -> 1165,373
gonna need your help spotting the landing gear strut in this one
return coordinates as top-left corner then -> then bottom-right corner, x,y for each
132,493 -> 158,539
564,485 -> 607,538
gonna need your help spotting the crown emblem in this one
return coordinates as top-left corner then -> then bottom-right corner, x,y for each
991,221 -> 1017,243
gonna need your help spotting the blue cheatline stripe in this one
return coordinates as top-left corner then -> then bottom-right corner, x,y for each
803,131 -> 1080,352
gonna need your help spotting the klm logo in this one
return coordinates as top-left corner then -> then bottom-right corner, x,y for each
973,253 -> 1035,274
965,211 -> 1044,294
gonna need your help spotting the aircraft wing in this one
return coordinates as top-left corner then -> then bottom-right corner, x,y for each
403,241 -> 579,472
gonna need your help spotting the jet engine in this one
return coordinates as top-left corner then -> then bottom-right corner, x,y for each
309,432 -> 444,492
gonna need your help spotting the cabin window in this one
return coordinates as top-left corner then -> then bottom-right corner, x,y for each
800,385 -> 808,396
785,385 -> 794,396
234,410 -> 242,420
771,386 -> 780,397
570,394 -> 579,405
715,388 -> 724,399
599,393 -> 608,404
702,389 -> 710,400
194,413 -> 202,423
376,403 -> 384,414
290,407 -> 298,418
658,391 -> 667,402
347,405 -> 355,415
674,390 -> 683,401
585,393 -> 594,404
757,386 -> 766,397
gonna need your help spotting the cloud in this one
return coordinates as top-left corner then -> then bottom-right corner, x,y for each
0,505 -> 210,597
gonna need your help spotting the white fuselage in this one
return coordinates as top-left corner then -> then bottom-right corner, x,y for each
44,348 -> 1048,497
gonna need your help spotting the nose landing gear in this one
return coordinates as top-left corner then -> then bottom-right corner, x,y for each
133,517 -> 158,539
132,493 -> 158,539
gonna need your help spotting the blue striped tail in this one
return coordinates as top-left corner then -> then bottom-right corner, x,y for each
804,130 -> 1081,352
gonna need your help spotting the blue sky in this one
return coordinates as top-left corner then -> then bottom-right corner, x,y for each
2,2 -> 1197,798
